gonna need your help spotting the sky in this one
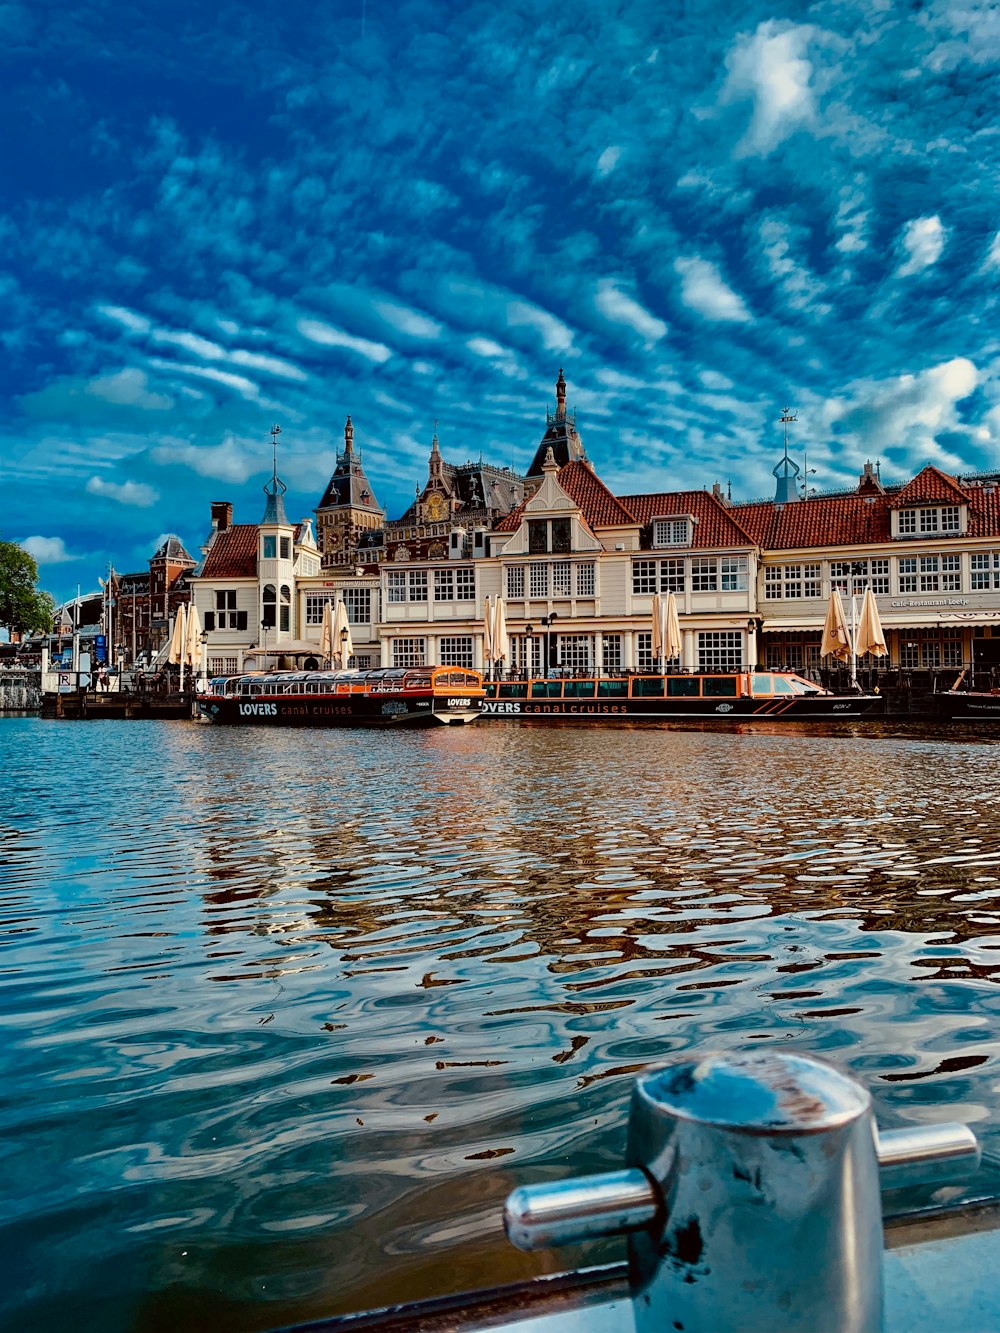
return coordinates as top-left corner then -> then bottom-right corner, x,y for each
2,0 -> 999,603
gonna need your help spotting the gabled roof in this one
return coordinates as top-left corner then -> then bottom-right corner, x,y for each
622,489 -> 757,549
151,535 -> 195,564
198,525 -> 258,579
735,495 -> 890,550
493,461 -> 634,533
889,465 -> 969,509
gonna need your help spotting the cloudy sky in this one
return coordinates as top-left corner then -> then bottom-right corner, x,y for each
4,0 -> 999,601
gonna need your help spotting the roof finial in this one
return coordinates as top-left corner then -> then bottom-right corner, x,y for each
555,368 -> 567,420
344,415 -> 354,454
779,405 -> 797,460
270,422 -> 281,480
431,418 -> 440,454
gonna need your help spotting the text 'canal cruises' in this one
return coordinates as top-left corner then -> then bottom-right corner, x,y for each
198,666 -> 485,727
481,670 -> 883,721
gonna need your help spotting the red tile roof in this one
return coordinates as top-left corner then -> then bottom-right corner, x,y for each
890,465 -> 969,508
493,460 -> 635,532
735,494 -> 891,550
622,489 -> 758,549
198,525 -> 258,579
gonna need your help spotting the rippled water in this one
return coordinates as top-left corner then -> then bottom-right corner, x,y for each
1,715 -> 999,1332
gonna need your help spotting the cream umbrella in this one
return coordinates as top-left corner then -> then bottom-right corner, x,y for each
483,595 -> 494,674
184,602 -> 203,686
332,597 -> 353,668
493,596 -> 510,677
319,599 -> 334,667
664,590 -> 683,665
820,588 -> 851,663
167,603 -> 188,690
651,593 -> 663,670
855,587 -> 887,660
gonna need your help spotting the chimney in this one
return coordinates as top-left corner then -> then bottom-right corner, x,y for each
211,501 -> 233,532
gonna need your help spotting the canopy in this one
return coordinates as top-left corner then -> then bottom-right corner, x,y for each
855,587 -> 887,659
483,595 -> 494,663
493,596 -> 510,665
167,604 -> 187,664
184,603 -> 203,669
651,593 -> 663,661
319,600 -> 334,665
820,589 -> 851,662
664,591 -> 682,662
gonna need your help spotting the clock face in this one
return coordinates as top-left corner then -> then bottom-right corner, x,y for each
427,493 -> 446,521
328,531 -> 342,550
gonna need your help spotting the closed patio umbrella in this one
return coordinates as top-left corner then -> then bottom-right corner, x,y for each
483,595 -> 494,674
493,596 -> 510,676
820,588 -> 851,662
184,602 -> 203,684
319,599 -> 334,667
664,590 -> 682,664
167,604 -> 188,690
332,597 -> 353,668
855,586 -> 887,659
651,593 -> 663,669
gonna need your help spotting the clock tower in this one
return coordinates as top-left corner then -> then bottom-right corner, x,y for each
315,416 -> 385,569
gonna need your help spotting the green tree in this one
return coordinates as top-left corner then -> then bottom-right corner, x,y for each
0,541 -> 56,639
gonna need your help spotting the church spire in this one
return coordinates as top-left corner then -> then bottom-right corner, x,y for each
261,422 -> 289,525
344,415 -> 354,456
555,368 -> 567,421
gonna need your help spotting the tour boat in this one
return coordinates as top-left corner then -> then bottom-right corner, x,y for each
197,666 -> 485,727
480,670 -> 883,721
935,687 -> 1000,721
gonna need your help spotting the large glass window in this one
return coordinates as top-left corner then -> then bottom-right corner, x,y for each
653,518 -> 690,547
262,535 -> 276,559
633,561 -> 657,595
506,565 -> 525,598
262,584 -> 276,629
576,563 -> 595,596
691,558 -> 718,592
898,510 -> 916,534
552,518 -> 571,554
920,555 -> 940,592
660,559 -> 685,593
698,631 -> 743,670
392,637 -> 426,667
601,635 -> 622,673
408,571 -> 428,602
636,631 -> 653,671
439,636 -> 474,667
557,635 -> 593,671
720,556 -> 748,592
528,521 -> 548,554
972,552 -> 1000,590
897,558 -> 917,594
941,553 -> 961,592
343,588 -> 371,624
434,569 -> 454,601
552,562 -> 572,596
455,567 -> 476,601
941,506 -> 961,531
388,572 -> 406,603
529,563 -> 549,597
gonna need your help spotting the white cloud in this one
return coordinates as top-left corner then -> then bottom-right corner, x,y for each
596,146 -> 622,176
297,318 -> 392,363
85,476 -> 159,507
21,535 -> 76,564
148,358 -> 260,399
229,349 -> 307,381
823,357 -> 978,453
674,257 -> 752,322
153,435 -> 256,483
151,328 -> 227,359
720,21 -> 816,156
467,337 -> 509,358
97,304 -> 152,335
506,300 -> 575,353
699,369 -> 735,392
983,231 -> 1000,271
84,368 -> 173,410
595,279 -> 667,342
896,215 -> 946,277
371,299 -> 442,340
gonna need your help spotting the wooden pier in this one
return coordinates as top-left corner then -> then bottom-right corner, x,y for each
40,690 -> 195,721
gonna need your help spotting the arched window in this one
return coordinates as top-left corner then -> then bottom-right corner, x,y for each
279,584 -> 291,634
262,584 -> 276,629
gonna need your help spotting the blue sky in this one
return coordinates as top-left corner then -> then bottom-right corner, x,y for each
3,0 -> 999,602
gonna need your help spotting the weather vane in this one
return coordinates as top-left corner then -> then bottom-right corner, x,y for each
270,423 -> 281,476
779,406 -> 797,457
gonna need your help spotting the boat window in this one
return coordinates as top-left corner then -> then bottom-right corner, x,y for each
631,677 -> 665,697
703,677 -> 738,697
530,681 -> 562,699
667,677 -> 700,696
484,683 -> 498,698
241,680 -> 262,696
445,672 -> 468,687
772,676 -> 794,695
406,674 -> 433,689
751,674 -> 774,696
498,683 -> 528,698
597,679 -> 628,698
563,680 -> 596,698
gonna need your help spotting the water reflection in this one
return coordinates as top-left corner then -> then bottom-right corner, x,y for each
0,716 -> 998,1332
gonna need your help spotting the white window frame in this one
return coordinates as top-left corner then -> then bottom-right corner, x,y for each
392,637 -> 426,667
653,517 -> 691,548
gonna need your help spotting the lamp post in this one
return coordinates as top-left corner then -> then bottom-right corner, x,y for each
340,626 -> 350,670
747,617 -> 762,671
542,612 -> 558,676
524,623 -> 534,680
199,630 -> 208,689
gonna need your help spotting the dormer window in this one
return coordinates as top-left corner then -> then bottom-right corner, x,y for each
528,517 -> 572,554
896,506 -> 963,537
653,517 -> 693,548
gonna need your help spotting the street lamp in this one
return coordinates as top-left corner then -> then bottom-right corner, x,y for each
524,623 -> 534,680
199,629 -> 208,689
542,611 -> 558,675
340,626 -> 350,669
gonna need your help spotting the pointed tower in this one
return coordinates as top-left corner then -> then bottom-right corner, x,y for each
258,424 -> 297,636
315,416 -> 385,569
525,369 -> 588,479
772,406 -> 801,504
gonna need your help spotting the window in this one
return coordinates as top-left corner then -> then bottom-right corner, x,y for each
832,560 -> 887,597
529,563 -> 549,597
506,565 -> 525,599
210,657 -> 239,675
439,636 -> 474,668
576,563 -> 595,597
764,567 -> 784,600
941,506 -> 960,532
388,572 -> 406,603
633,561 -> 657,595
943,632 -> 963,667
343,588 -> 371,624
870,560 -> 889,596
691,558 -> 718,592
280,585 -> 291,634
262,535 -> 277,558
636,632 -> 653,671
919,508 -> 939,533
698,631 -> 743,671
971,552 -> 1000,590
262,584 -> 276,628
898,510 -> 916,535
653,518 -> 690,547
941,554 -> 961,593
897,558 -> 917,594
434,569 -> 454,601
920,556 -> 940,592
660,559 -> 685,593
203,612 -> 215,631
528,521 -> 548,554
408,571 -> 428,602
455,567 -> 476,601
602,634 -> 622,673
552,518 -> 571,554
720,556 -> 748,592
280,537 -> 290,559
214,589 -> 239,629
392,637 -> 426,667
553,562 -> 571,596
557,635 -> 593,671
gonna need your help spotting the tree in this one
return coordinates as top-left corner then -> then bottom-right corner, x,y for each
0,541 -> 56,639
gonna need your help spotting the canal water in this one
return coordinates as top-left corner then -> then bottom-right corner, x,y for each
1,716 -> 999,1332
